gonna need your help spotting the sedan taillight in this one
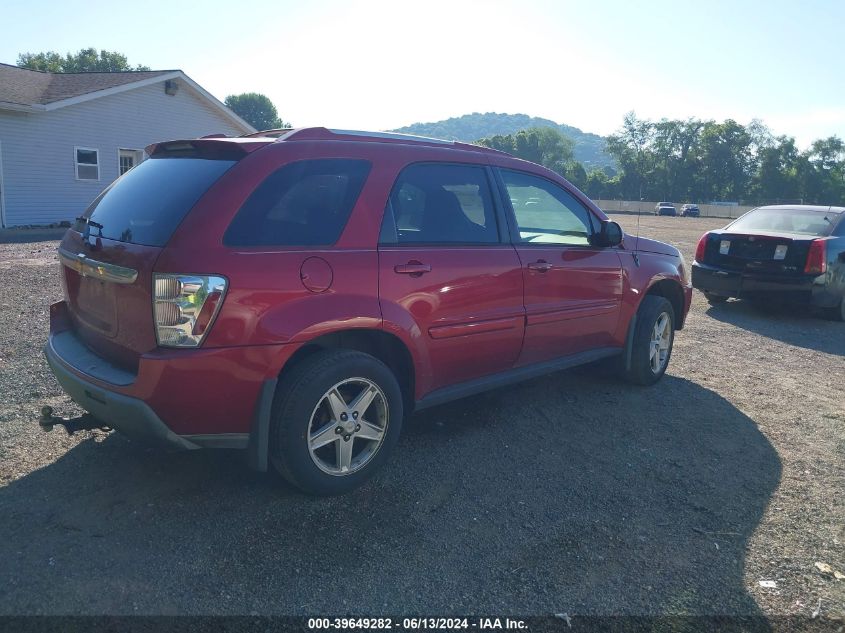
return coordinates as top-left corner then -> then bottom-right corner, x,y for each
694,232 -> 710,263
804,239 -> 827,275
153,274 -> 227,347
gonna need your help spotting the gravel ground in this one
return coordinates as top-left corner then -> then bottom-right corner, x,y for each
0,218 -> 842,624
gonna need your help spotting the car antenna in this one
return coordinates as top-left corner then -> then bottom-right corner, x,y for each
636,205 -> 641,247
633,202 -> 641,266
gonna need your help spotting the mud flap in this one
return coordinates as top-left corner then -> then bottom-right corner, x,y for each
624,313 -> 637,372
247,378 -> 278,472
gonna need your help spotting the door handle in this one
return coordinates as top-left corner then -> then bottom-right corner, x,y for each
394,262 -> 431,276
527,260 -> 553,272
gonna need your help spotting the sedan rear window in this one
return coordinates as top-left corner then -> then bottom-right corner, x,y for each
730,208 -> 836,236
75,157 -> 236,247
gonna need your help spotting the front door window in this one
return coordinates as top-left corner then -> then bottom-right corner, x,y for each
501,169 -> 595,245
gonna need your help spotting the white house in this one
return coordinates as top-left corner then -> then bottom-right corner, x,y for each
0,63 -> 255,227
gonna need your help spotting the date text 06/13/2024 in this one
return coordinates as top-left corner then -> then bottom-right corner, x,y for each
307,617 -> 529,630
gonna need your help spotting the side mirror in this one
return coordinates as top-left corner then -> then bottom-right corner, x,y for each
594,220 -> 623,247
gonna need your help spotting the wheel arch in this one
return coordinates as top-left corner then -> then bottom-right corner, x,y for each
248,327 -> 416,473
279,329 -> 416,411
643,278 -> 687,330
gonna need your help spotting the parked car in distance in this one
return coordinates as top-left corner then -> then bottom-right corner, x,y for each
656,202 -> 677,216
692,205 -> 845,320
44,127 -> 692,495
681,204 -> 700,217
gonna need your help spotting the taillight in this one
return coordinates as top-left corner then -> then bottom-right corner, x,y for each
153,274 -> 227,347
694,232 -> 710,263
804,240 -> 827,275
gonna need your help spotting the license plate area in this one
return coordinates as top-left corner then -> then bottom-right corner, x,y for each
76,276 -> 118,336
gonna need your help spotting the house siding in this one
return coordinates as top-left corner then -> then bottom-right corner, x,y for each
0,80 -> 248,227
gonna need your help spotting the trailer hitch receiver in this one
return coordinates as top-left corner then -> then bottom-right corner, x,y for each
38,406 -> 112,435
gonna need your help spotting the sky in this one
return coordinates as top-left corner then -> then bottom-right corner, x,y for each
2,0 -> 844,146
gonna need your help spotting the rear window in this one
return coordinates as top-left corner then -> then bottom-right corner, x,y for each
224,159 -> 371,247
730,208 -> 837,236
74,157 -> 236,246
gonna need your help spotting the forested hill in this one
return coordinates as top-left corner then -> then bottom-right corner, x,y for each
391,112 -> 613,169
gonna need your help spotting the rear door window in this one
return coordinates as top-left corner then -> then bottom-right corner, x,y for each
380,163 -> 500,245
224,159 -> 371,247
75,157 -> 236,246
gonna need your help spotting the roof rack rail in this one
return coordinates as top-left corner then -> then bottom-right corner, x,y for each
325,129 -> 454,144
241,128 -> 295,138
239,127 -> 511,155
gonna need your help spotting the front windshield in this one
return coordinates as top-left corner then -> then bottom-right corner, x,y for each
729,208 -> 835,236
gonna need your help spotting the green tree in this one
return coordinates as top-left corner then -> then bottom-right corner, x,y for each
808,136 -> 845,171
695,120 -> 753,201
17,48 -> 150,72
803,136 -> 845,204
480,113 -> 845,206
476,127 -> 574,175
563,161 -> 587,189
751,136 -> 803,203
647,118 -> 705,201
583,170 -> 610,199
605,112 -> 656,200
224,93 -> 289,131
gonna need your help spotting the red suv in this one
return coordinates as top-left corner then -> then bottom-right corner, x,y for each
45,128 -> 692,494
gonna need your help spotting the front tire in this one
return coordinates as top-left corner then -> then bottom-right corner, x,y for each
623,296 -> 675,386
270,350 -> 404,495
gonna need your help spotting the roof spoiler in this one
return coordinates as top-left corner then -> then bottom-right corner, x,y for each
145,137 -> 270,160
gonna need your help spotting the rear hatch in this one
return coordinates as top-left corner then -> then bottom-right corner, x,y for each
59,139 -> 262,371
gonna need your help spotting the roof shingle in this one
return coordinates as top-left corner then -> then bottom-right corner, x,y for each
0,62 -> 175,107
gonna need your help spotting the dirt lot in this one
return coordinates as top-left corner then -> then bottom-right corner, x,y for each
0,216 -> 842,623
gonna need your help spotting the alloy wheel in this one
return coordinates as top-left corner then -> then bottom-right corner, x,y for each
649,312 -> 672,374
307,378 -> 388,476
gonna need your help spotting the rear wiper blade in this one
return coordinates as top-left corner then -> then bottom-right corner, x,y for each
75,216 -> 103,230
75,216 -> 103,239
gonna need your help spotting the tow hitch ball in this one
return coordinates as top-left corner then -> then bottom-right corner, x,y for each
37,406 -> 111,435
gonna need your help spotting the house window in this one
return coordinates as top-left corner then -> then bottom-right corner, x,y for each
118,149 -> 144,176
75,147 -> 99,180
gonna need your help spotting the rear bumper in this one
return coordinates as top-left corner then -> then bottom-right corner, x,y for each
691,262 -> 837,307
45,301 -> 292,449
45,336 -> 201,450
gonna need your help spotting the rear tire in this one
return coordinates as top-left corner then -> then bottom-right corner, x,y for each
823,297 -> 845,322
269,350 -> 404,495
748,296 -> 779,312
704,292 -> 728,305
622,296 -> 675,386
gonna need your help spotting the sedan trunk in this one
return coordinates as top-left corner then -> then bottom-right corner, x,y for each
701,232 -> 814,275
